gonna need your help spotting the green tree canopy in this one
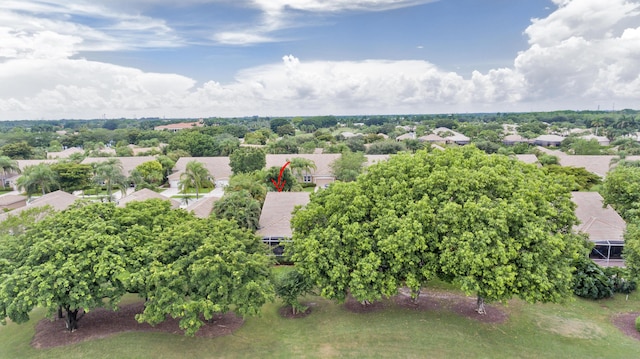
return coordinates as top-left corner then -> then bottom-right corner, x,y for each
601,164 -> 640,221
230,147 -> 266,174
212,190 -> 262,231
292,147 -> 584,312
228,172 -> 267,203
264,166 -> 299,192
0,141 -> 34,159
330,150 -> 366,182
0,203 -> 127,331
134,218 -> 274,336
50,162 -> 93,192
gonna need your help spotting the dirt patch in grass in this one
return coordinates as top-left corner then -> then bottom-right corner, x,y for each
612,312 -> 640,341
278,304 -> 313,319
393,288 -> 508,324
31,302 -> 243,349
342,288 -> 507,324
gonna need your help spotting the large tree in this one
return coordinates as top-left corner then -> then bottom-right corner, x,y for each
601,164 -> 640,221
330,150 -> 366,182
230,147 -> 266,175
50,162 -> 93,192
134,218 -> 274,336
179,160 -> 213,199
291,147 -> 584,312
212,190 -> 262,231
0,203 -> 127,331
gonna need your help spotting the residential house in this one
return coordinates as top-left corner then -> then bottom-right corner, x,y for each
579,134 -> 610,146
418,133 -> 446,144
266,154 -> 341,188
395,132 -> 416,141
432,127 -> 471,145
0,191 -> 78,222
572,191 -> 627,266
257,192 -> 310,255
154,120 -> 204,132
0,194 -> 27,210
185,196 -> 221,218
168,157 -> 232,189
502,134 -> 531,146
47,147 -> 85,159
6,159 -> 57,190
117,188 -> 180,209
81,156 -> 157,177
533,134 -> 565,147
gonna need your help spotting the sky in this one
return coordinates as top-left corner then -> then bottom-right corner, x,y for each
0,0 -> 639,121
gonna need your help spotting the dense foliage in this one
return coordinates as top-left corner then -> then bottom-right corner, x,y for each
0,200 -> 274,335
292,147 -> 584,312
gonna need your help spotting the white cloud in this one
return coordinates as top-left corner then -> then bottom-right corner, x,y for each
211,0 -> 438,45
516,0 -> 640,105
1,0 -> 640,120
0,1 -> 184,56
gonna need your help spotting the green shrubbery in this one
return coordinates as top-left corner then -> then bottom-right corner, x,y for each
573,257 -> 637,300
636,316 -> 640,333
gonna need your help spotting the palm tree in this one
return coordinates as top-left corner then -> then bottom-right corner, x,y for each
93,159 -> 128,202
228,172 -> 267,203
289,157 -> 317,183
16,163 -> 59,196
179,161 -> 213,199
0,156 -> 20,189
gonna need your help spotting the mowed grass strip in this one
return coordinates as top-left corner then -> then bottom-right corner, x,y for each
2,284 -> 640,358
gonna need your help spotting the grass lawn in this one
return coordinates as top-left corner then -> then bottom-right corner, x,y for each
2,276 -> 640,358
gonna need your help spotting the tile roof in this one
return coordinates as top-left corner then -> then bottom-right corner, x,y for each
0,190 -> 78,221
81,156 -> 157,176
185,196 -> 221,218
117,188 -> 180,209
0,194 -> 27,206
168,157 -> 232,182
572,191 -> 626,242
257,192 -> 310,238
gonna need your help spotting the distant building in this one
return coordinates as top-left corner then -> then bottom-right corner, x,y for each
533,134 -> 565,147
154,120 -> 204,132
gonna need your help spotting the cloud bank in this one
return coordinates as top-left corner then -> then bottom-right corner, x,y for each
0,0 -> 639,120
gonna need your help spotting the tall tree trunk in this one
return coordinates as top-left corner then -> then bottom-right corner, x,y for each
64,307 -> 85,331
411,289 -> 421,304
58,306 -> 64,319
475,295 -> 486,315
65,307 -> 79,331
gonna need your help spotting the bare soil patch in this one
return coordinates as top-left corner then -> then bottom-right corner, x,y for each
278,304 -> 313,319
343,288 -> 508,324
612,312 -> 640,341
393,288 -> 508,324
31,302 -> 243,349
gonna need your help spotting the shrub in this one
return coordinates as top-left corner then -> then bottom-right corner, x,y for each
604,267 -> 638,295
573,257 -> 614,300
636,316 -> 640,333
274,268 -> 313,315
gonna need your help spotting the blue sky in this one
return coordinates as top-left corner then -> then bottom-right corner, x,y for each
1,0 -> 639,120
